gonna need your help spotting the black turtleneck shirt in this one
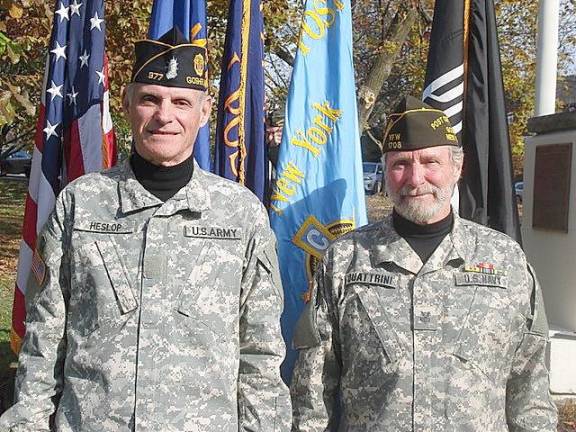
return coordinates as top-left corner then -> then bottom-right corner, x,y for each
130,151 -> 194,202
392,210 -> 454,263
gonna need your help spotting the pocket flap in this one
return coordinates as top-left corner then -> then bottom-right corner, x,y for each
95,241 -> 138,314
454,343 -> 496,381
453,313 -> 509,381
356,288 -> 403,363
293,301 -> 322,349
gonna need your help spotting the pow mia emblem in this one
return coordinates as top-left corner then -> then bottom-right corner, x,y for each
193,53 -> 205,77
293,215 -> 355,300
166,57 -> 179,80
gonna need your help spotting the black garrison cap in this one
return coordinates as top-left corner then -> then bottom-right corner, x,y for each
382,96 -> 459,153
131,27 -> 208,91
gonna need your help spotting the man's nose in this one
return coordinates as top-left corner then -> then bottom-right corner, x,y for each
153,100 -> 174,124
406,163 -> 425,187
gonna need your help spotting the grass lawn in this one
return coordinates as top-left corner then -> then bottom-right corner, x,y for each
0,178 -> 26,409
0,179 -> 25,362
560,399 -> 576,431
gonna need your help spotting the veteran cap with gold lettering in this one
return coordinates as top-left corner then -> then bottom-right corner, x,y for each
131,26 -> 208,91
382,95 -> 459,153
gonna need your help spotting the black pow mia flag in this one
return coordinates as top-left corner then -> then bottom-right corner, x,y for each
423,0 -> 521,244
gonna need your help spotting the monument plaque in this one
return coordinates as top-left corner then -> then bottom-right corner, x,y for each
532,143 -> 572,232
523,113 -> 576,395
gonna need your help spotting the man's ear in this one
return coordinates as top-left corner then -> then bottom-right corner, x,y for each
199,95 -> 212,127
453,159 -> 463,182
122,86 -> 131,116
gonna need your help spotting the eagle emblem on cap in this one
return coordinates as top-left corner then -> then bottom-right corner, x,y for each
193,53 -> 205,77
166,57 -> 179,80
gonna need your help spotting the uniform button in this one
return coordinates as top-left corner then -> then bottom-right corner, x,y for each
419,312 -> 431,323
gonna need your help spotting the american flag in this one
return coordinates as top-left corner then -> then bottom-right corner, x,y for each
10,0 -> 117,354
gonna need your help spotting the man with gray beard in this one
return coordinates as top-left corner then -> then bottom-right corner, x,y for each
289,96 -> 557,431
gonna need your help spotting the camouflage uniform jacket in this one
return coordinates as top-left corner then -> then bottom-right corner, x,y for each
0,161 -> 291,432
290,213 -> 557,432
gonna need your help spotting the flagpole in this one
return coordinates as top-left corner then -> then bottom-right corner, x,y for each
535,0 -> 559,116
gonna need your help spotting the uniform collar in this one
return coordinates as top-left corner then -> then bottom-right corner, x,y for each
420,212 -> 467,275
118,160 -> 161,213
371,215 -> 423,274
447,212 -> 472,263
371,210 -> 469,275
118,159 -> 211,215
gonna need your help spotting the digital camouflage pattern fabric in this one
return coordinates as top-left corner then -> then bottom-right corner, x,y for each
0,161 -> 291,432
290,213 -> 557,432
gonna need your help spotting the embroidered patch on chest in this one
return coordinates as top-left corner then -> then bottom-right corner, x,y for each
454,272 -> 508,288
344,271 -> 398,288
74,221 -> 136,234
184,225 -> 242,240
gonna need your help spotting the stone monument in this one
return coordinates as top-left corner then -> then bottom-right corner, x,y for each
523,111 -> 576,396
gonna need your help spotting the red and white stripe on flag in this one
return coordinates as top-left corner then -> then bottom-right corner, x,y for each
10,0 -> 117,354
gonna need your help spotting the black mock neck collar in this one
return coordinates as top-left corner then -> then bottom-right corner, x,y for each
392,209 -> 454,263
130,151 -> 194,202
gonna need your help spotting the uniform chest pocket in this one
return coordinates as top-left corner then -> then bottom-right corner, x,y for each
342,286 -> 403,375
340,286 -> 403,410
453,283 -> 515,381
71,240 -> 138,337
175,242 -> 243,344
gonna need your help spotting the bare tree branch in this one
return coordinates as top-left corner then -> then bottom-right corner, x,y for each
273,45 -> 294,67
357,5 -> 419,132
417,1 -> 433,24
265,52 -> 290,88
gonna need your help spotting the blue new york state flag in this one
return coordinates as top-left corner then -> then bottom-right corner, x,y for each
270,0 -> 367,382
148,0 -> 211,171
214,0 -> 267,201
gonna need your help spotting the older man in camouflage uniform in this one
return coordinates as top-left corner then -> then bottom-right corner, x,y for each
0,28 -> 291,431
290,96 -> 557,431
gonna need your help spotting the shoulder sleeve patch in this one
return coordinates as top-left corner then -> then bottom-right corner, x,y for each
31,248 -> 46,286
527,263 -> 549,336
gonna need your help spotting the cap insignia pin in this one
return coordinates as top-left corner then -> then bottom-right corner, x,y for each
166,57 -> 179,80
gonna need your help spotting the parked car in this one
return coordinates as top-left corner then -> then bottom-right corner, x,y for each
0,150 -> 32,177
514,181 -> 524,202
363,162 -> 383,194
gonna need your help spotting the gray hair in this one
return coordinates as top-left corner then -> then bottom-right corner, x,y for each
122,83 -> 137,106
450,145 -> 464,168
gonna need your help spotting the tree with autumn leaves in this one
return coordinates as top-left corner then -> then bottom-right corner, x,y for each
0,0 -> 299,155
1,0 -> 575,173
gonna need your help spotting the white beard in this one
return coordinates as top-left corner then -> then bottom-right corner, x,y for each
386,182 -> 454,225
